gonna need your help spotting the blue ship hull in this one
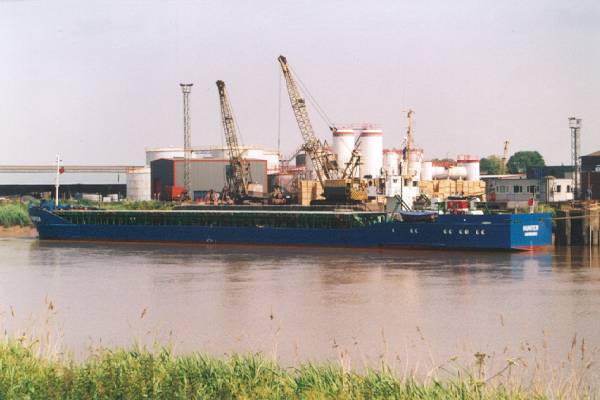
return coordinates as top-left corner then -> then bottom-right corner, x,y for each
28,207 -> 552,251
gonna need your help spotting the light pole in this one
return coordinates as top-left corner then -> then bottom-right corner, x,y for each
54,154 -> 62,207
180,83 -> 193,200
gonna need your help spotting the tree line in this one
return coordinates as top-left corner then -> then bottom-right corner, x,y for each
480,151 -> 545,175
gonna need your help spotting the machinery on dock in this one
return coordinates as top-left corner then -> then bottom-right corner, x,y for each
277,55 -> 367,203
216,80 -> 263,203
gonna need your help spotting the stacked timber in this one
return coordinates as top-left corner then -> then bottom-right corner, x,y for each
418,180 -> 486,199
299,180 -> 324,206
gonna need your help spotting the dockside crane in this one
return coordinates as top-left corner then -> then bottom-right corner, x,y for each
277,55 -> 339,185
277,55 -> 367,204
402,110 -> 415,185
216,80 -> 256,203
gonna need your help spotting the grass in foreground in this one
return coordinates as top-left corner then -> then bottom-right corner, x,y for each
0,340 -> 590,400
0,202 -> 30,227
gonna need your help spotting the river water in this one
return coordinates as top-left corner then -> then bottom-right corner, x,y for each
1,237 -> 599,376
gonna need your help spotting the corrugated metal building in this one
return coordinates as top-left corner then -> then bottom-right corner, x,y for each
151,158 -> 267,201
582,151 -> 600,172
581,151 -> 600,200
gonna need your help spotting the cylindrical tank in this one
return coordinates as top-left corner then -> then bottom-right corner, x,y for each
432,166 -> 448,179
333,128 -> 356,172
421,161 -> 433,181
448,166 -> 467,180
126,167 -> 151,201
358,129 -> 383,178
465,161 -> 480,181
383,149 -> 400,176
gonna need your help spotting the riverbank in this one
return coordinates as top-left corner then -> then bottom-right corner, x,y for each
0,340 -> 590,400
0,225 -> 36,237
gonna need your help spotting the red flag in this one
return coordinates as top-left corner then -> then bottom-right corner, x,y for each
59,166 -> 65,174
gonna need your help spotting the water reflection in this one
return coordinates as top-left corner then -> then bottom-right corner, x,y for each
0,238 -> 597,373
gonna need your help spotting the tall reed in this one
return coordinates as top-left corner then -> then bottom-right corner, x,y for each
0,202 -> 30,227
0,339 -> 596,399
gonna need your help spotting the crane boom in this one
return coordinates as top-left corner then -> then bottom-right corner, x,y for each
216,80 -> 249,200
277,55 -> 338,185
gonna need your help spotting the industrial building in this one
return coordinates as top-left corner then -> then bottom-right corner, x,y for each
485,176 -> 573,207
0,166 -> 131,199
581,150 -> 600,200
151,158 -> 267,201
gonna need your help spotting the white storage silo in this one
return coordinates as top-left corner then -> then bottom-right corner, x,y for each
456,155 -> 480,181
333,128 -> 356,172
126,167 -> 151,201
421,161 -> 433,181
358,129 -> 383,178
448,166 -> 467,180
409,149 -> 423,181
465,161 -> 480,181
432,166 -> 448,179
383,149 -> 400,176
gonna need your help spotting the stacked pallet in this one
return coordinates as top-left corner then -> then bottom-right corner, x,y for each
299,180 -> 324,206
418,180 -> 486,199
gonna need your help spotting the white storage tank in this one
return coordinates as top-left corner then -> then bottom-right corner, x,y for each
333,128 -> 356,172
432,166 -> 448,179
383,149 -> 401,176
421,161 -> 433,181
456,155 -> 480,181
448,166 -> 467,180
126,166 -> 151,201
464,161 -> 480,181
358,129 -> 383,178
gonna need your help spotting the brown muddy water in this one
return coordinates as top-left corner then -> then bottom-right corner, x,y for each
1,237 -> 599,374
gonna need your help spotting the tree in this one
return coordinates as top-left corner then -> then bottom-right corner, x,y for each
507,151 -> 545,174
479,155 -> 503,175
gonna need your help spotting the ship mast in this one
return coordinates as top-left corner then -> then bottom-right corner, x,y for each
403,110 -> 414,185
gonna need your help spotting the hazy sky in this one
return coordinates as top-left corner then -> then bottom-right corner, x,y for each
1,0 -> 599,166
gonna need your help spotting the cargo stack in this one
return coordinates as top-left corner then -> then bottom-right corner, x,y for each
299,180 -> 324,206
418,179 -> 486,199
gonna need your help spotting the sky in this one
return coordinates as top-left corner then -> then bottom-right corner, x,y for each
1,0 -> 599,166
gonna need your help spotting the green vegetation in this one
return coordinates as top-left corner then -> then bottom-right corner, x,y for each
0,340 -> 595,399
0,202 -> 31,227
479,155 -> 503,175
507,151 -> 545,174
95,200 -> 176,211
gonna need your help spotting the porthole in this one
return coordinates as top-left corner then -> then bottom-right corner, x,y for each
409,228 -> 413,234
448,229 -> 453,234
459,229 -> 463,235
415,228 -> 418,234
481,229 -> 486,235
465,229 -> 469,234
443,229 -> 447,234
475,230 -> 480,235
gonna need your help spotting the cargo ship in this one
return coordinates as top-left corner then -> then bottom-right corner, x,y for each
28,204 -> 552,251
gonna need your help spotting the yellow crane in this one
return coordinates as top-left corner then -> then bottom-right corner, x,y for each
277,55 -> 367,203
277,55 -> 339,184
216,80 -> 262,203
